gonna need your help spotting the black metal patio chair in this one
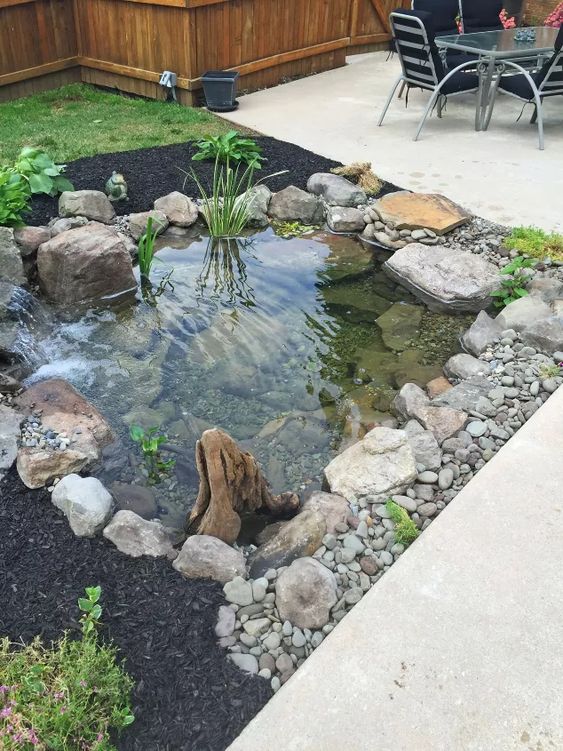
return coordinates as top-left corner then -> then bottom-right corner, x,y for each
378,9 -> 479,140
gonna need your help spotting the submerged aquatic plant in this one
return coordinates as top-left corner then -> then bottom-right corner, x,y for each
129,425 -> 175,483
385,499 -> 420,547
271,220 -> 317,239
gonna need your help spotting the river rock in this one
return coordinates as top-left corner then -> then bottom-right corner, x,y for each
154,192 -> 198,227
384,244 -> 499,313
0,228 -> 25,285
307,173 -> 366,207
444,353 -> 490,380
215,605 -> 236,638
128,210 -> 169,241
374,191 -> 471,234
13,226 -> 51,257
223,576 -> 253,606
110,482 -> 157,519
0,404 -> 23,479
37,223 -> 136,305
103,510 -> 179,558
59,190 -> 115,224
173,535 -> 246,583
229,653 -> 259,675
249,509 -> 326,577
324,426 -> 417,503
268,186 -> 324,224
51,474 -> 113,537
326,207 -> 365,232
275,557 -> 338,629
301,490 -> 349,534
461,311 -> 502,356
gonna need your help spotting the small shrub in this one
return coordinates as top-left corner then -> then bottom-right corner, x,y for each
192,130 -> 264,168
14,146 -> 74,196
491,256 -> 536,309
0,587 -> 134,750
386,499 -> 420,546
502,226 -> 563,263
130,424 -> 175,483
0,168 -> 30,227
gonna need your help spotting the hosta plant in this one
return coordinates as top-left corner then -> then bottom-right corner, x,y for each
0,168 -> 30,227
192,130 -> 264,168
14,146 -> 74,196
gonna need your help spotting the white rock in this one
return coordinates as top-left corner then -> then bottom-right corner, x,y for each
102,510 -> 178,557
172,535 -> 245,583
51,474 -> 112,537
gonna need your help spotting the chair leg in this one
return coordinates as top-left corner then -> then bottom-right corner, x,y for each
534,98 -> 544,150
397,81 -> 406,100
530,105 -> 538,124
378,75 -> 404,126
414,88 -> 440,142
437,94 -> 445,119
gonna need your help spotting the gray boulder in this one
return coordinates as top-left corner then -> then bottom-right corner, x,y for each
444,353 -> 490,380
394,384 -> 467,443
154,192 -> 198,227
326,206 -> 366,233
37,223 -> 136,305
324,426 -> 417,503
522,316 -> 563,355
268,186 -> 324,224
461,311 -> 502,355
103,510 -> 179,558
384,244 -> 500,313
307,173 -> 366,207
433,376 -> 492,412
0,404 -> 23,479
0,228 -> 25,285
239,184 -> 271,227
59,190 -> 115,224
393,383 -> 429,421
128,210 -> 169,241
497,295 -> 552,332
403,419 -> 442,471
51,474 -> 113,537
249,509 -> 326,578
173,535 -> 246,583
275,557 -> 338,629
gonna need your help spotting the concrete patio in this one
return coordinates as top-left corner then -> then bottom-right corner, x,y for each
222,52 -> 563,231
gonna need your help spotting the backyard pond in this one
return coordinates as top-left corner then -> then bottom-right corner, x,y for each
25,227 -> 468,528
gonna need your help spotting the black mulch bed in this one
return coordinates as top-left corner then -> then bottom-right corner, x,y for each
27,136 -> 400,226
0,468 -> 272,751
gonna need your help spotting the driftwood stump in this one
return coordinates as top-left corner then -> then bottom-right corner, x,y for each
187,429 -> 299,544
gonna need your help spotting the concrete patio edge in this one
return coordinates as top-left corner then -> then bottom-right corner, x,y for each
228,386 -> 563,751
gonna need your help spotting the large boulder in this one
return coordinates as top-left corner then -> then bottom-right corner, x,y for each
0,404 -> 23,479
103,510 -> 179,558
301,490 -> 349,534
173,535 -> 246,583
324,426 -> 417,503
0,228 -> 25,285
154,192 -> 198,227
384,244 -> 500,313
496,295 -> 552,332
51,474 -> 113,537
15,379 -> 114,488
59,190 -> 115,224
275,557 -> 338,629
326,206 -> 365,233
268,185 -> 324,224
461,310 -> 502,355
37,223 -> 137,305
128,210 -> 169,241
522,316 -> 563,354
374,191 -> 471,234
249,509 -> 326,578
307,173 -> 366,207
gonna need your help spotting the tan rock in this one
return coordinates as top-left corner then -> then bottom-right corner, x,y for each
17,447 -> 97,489
103,510 -> 179,558
58,190 -> 115,224
426,376 -> 453,399
128,210 -> 169,241
13,226 -> 51,257
375,191 -> 471,234
302,490 -> 349,534
413,404 -> 468,444
275,557 -> 338,629
37,223 -> 136,305
154,192 -> 198,227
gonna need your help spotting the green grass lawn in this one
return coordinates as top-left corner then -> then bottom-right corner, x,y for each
0,84 -> 242,164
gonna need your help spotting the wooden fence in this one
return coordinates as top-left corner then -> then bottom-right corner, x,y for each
0,0 -> 407,104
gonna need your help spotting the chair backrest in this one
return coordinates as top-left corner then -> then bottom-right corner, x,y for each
460,0 -> 503,33
412,0 -> 460,35
538,26 -> 563,95
390,10 -> 445,89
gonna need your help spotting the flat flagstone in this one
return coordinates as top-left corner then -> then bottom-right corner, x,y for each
374,191 -> 471,235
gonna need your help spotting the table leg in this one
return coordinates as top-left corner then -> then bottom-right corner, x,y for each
475,57 -> 496,131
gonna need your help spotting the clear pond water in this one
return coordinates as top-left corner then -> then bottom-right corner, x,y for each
28,227 -> 468,527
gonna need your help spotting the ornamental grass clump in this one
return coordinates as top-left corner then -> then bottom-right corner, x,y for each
0,587 -> 134,750
386,499 -> 420,547
137,216 -> 161,279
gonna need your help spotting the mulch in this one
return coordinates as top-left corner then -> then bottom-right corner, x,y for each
26,136 -> 399,226
0,468 -> 271,751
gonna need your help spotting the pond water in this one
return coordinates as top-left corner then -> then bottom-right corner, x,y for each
28,227 -> 468,527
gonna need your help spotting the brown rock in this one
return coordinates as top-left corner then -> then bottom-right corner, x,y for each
302,490 -> 349,534
413,404 -> 467,444
360,556 -> 379,576
187,428 -> 299,544
374,191 -> 471,235
37,223 -> 136,305
426,376 -> 453,399
58,190 -> 115,224
13,226 -> 51,257
17,446 -> 97,489
249,509 -> 326,577
154,192 -> 198,227
128,210 -> 169,241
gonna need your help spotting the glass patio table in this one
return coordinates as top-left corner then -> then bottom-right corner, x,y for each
436,27 -> 559,131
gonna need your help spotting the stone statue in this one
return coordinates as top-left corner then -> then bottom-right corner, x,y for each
105,171 -> 128,202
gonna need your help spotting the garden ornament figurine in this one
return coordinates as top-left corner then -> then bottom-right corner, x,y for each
105,171 -> 128,202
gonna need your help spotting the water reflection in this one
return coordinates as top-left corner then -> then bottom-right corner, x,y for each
195,238 -> 257,309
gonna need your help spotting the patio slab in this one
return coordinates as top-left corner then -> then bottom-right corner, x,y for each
221,52 -> 563,231
228,385 -> 563,751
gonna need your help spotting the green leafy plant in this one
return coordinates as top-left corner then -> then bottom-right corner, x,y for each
14,146 -> 74,196
538,362 -> 563,379
271,220 -> 317,238
0,168 -> 30,227
0,587 -> 134,750
491,256 -> 536,309
130,424 -> 175,483
386,499 -> 420,546
192,130 -> 264,168
137,216 -> 161,279
502,226 -> 563,263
